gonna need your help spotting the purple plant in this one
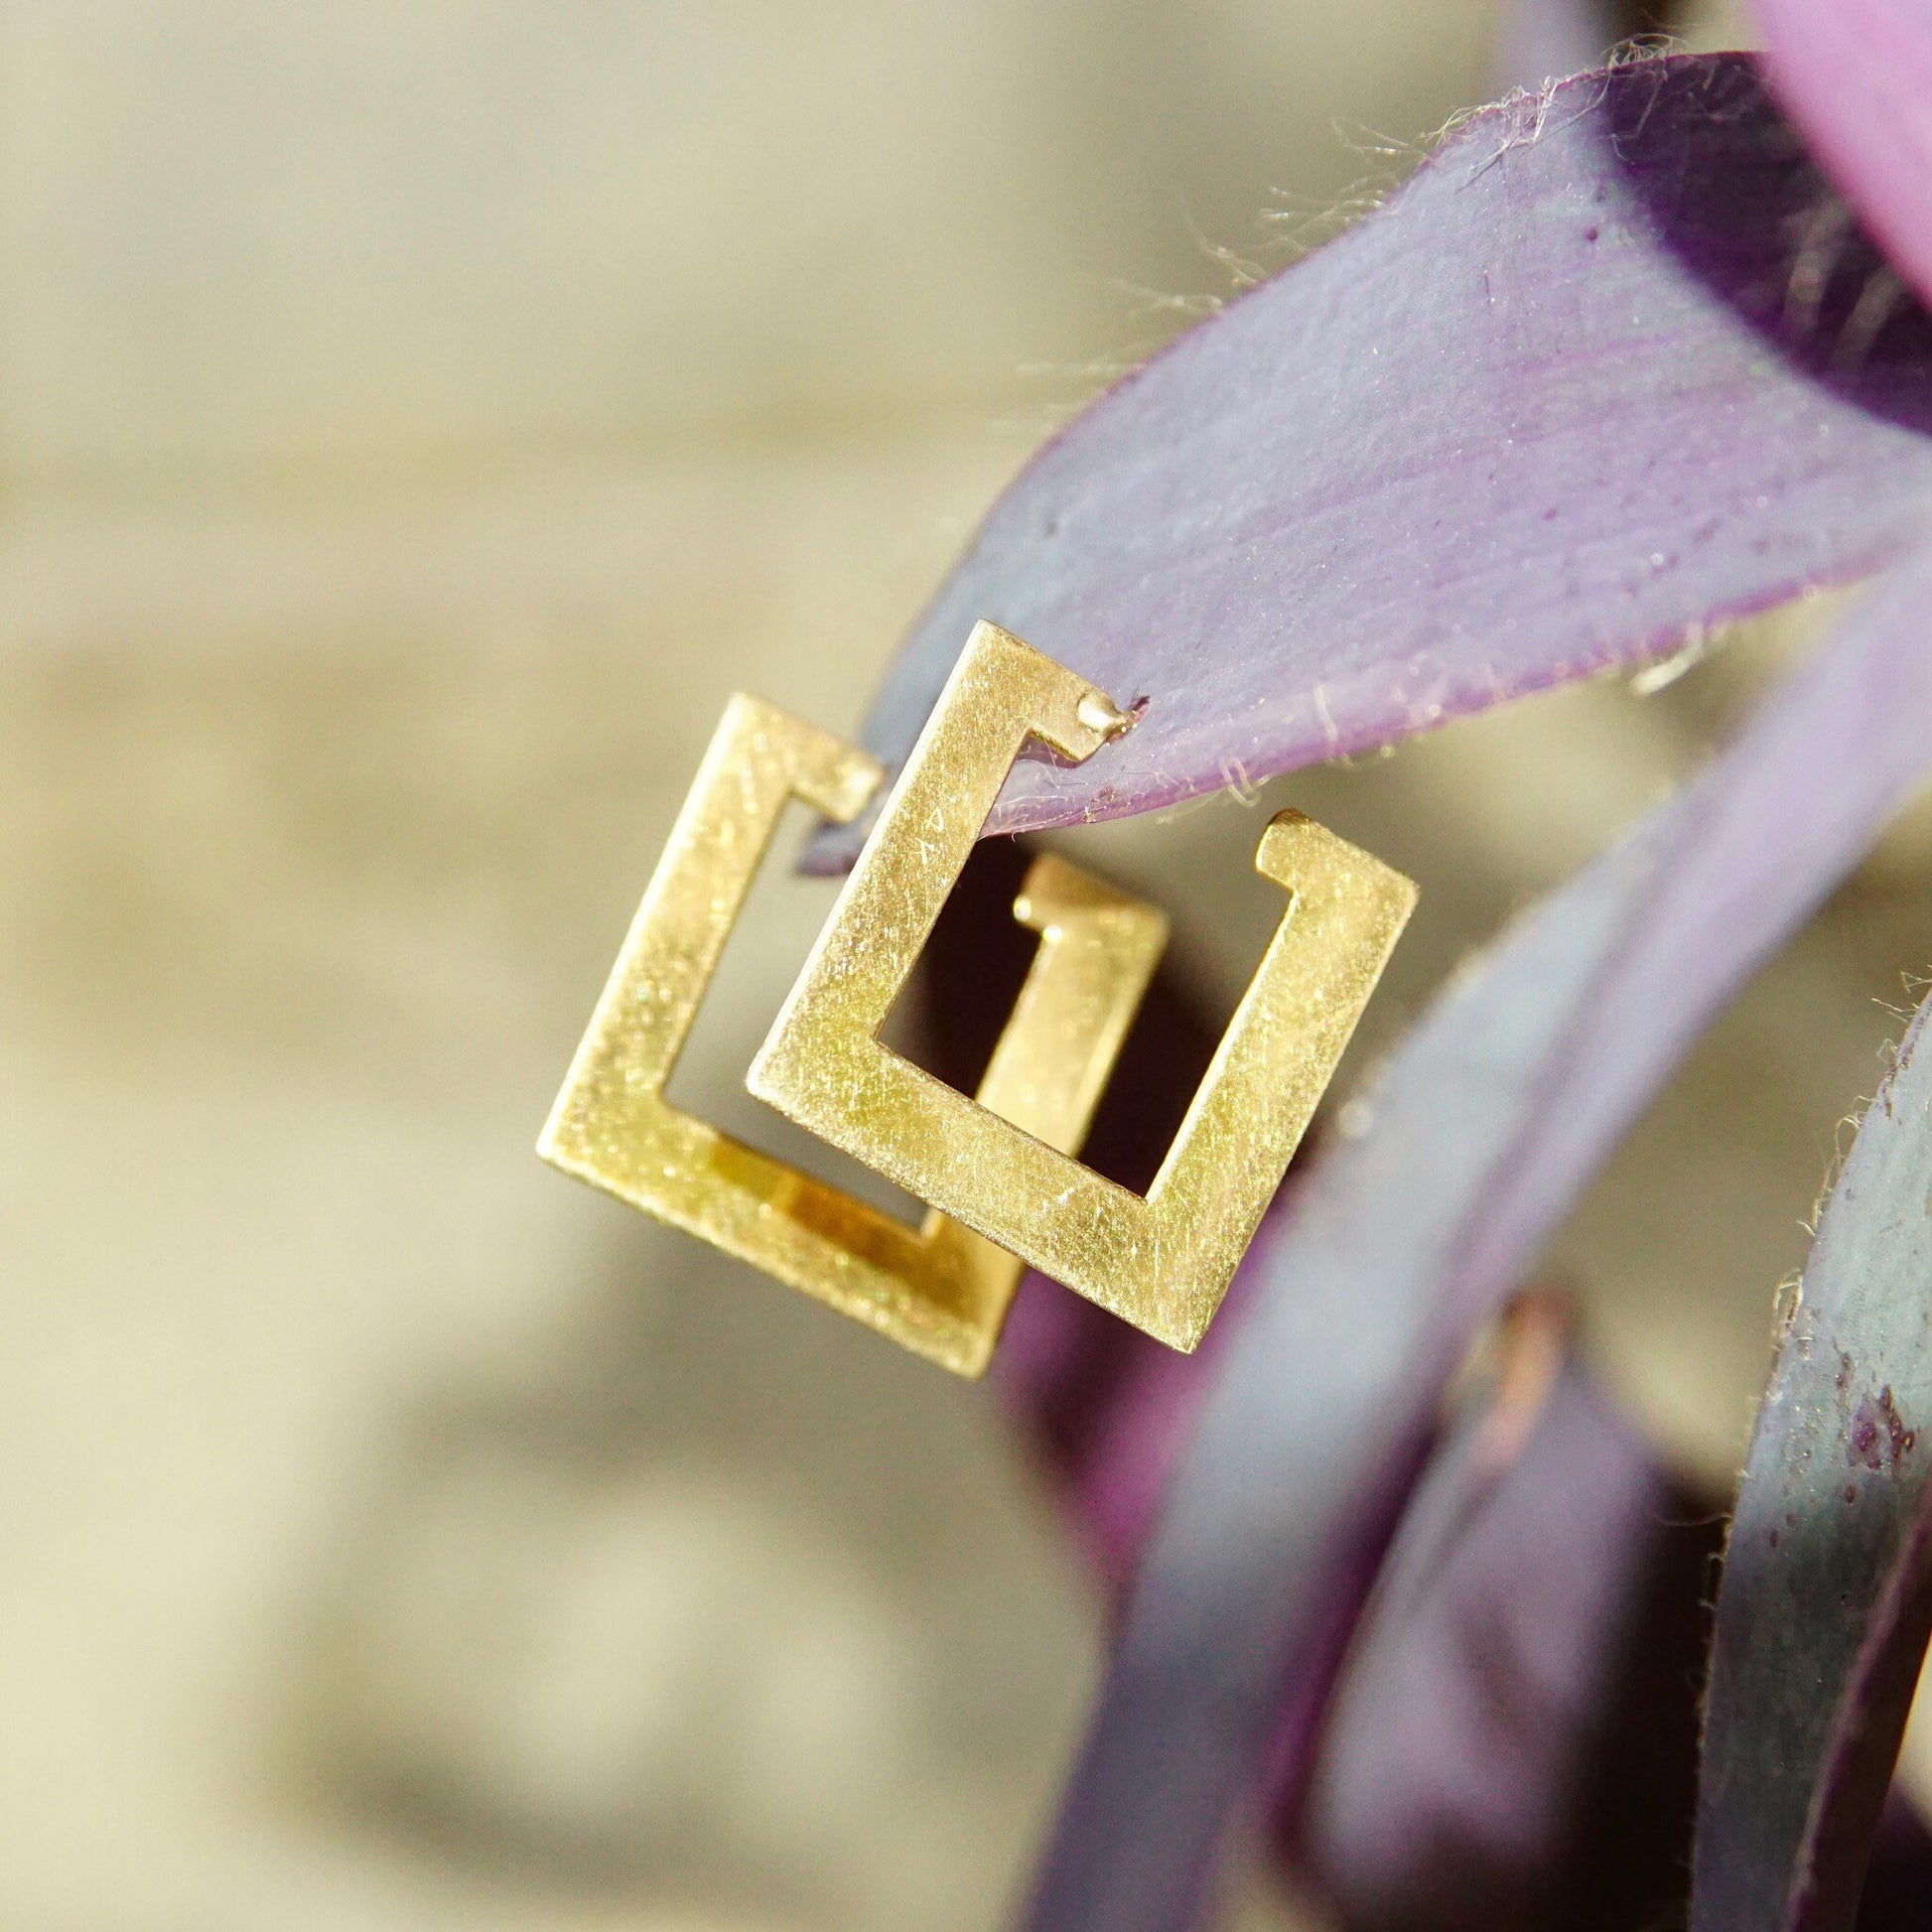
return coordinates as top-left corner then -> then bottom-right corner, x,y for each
816,26 -> 1932,1932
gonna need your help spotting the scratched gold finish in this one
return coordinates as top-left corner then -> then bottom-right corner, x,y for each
749,621 -> 1418,1352
538,689 -> 1165,1376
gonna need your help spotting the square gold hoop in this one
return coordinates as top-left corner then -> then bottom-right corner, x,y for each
538,691 -> 1167,1376
749,622 -> 1418,1351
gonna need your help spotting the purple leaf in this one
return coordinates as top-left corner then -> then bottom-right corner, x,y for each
807,54 -> 1932,872
1753,0 -> 1932,313
1296,1311 -> 1723,1932
997,1265 -> 1244,1593
1694,979 -> 1932,1930
1018,550 -> 1932,1932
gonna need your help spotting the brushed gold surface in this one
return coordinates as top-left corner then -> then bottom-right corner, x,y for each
538,689 -> 1164,1375
750,621 -> 1418,1352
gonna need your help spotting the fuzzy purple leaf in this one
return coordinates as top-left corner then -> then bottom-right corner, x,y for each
1019,550 -> 1932,1932
807,54 -> 1932,872
1694,977 -> 1932,1932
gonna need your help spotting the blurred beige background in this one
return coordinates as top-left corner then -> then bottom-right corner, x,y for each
18,5 -> 1922,1932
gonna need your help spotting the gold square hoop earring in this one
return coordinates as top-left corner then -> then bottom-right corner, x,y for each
542,621 -> 1415,1375
537,689 -> 1164,1377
